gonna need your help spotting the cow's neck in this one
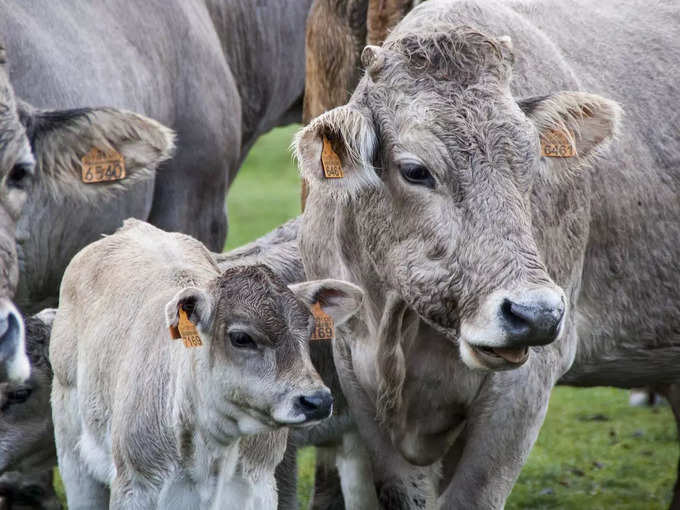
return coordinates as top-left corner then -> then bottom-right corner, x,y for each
173,362 -> 241,483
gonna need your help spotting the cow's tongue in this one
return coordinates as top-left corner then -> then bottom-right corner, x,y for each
491,347 -> 528,364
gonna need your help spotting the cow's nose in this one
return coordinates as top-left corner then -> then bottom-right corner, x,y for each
499,290 -> 565,347
0,299 -> 29,383
295,390 -> 333,421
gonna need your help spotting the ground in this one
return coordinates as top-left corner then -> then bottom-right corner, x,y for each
55,125 -> 678,509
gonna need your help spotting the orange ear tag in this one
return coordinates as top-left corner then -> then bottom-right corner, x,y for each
81,147 -> 127,183
321,136 -> 344,178
171,306 -> 203,348
310,302 -> 335,341
540,129 -> 575,158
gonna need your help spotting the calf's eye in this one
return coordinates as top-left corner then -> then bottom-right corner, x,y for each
6,388 -> 31,406
399,163 -> 435,189
229,331 -> 257,350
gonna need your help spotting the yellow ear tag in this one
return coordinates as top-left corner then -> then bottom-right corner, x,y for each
310,302 -> 334,341
540,129 -> 575,158
81,147 -> 126,183
321,136 -> 344,179
175,306 -> 203,348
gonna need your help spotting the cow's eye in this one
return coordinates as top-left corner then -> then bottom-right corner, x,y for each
7,162 -> 34,190
7,388 -> 31,405
229,331 -> 257,350
399,163 -> 435,188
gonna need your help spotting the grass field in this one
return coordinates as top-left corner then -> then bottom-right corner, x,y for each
56,125 -> 679,508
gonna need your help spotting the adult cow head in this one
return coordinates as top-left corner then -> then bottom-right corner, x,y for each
0,45 -> 32,383
296,26 -> 620,373
0,49 -> 175,314
0,44 -> 175,381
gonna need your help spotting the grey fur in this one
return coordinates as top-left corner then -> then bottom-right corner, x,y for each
295,0 -> 680,508
0,0 -> 313,313
50,220 -> 363,509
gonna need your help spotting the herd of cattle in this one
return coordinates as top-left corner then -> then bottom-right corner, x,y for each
0,0 -> 678,508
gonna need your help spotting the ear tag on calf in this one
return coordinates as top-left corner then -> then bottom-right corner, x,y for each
175,306 -> 203,348
321,135 -> 344,179
310,302 -> 334,341
81,147 -> 127,183
540,129 -> 575,158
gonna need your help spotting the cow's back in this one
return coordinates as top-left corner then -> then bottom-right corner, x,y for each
50,220 -> 220,442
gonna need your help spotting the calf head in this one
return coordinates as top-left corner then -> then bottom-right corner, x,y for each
165,265 -> 363,438
0,309 -> 56,475
297,25 -> 620,374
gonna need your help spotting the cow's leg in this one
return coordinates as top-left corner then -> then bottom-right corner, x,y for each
52,384 -> 108,510
308,446 -> 344,510
656,383 -> 680,510
438,363 -> 554,509
275,439 -> 298,510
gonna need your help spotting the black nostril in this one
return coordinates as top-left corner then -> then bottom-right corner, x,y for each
501,299 -> 531,331
295,390 -> 333,421
500,297 -> 564,347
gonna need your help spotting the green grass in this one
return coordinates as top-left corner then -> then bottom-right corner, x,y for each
55,126 -> 679,508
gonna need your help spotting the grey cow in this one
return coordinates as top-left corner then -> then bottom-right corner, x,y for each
0,0 -> 313,313
295,0 -> 680,507
0,309 -> 59,510
50,220 -> 363,509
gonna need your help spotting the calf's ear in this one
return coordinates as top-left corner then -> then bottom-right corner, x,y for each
165,287 -> 214,332
519,91 -> 622,161
18,104 -> 175,191
295,105 -> 379,199
289,279 -> 364,327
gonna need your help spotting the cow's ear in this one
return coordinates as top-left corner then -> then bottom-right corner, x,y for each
18,104 -> 175,190
295,104 -> 379,199
519,91 -> 622,161
165,287 -> 214,333
289,279 -> 364,327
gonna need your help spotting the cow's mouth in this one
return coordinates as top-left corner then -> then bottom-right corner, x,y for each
464,342 -> 530,370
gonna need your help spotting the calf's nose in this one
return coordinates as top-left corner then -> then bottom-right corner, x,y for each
499,289 -> 565,347
295,390 -> 333,422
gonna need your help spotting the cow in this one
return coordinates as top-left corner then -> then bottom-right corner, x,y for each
0,0 -> 314,313
0,309 -> 59,510
295,0 -> 680,507
50,219 -> 363,509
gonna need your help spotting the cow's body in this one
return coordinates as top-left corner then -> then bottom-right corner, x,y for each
296,0 -> 680,507
1,0 -> 312,312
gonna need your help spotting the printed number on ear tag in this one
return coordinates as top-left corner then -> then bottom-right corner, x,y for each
321,136 -> 344,179
540,129 -> 575,158
173,306 -> 203,348
81,147 -> 126,183
310,302 -> 334,341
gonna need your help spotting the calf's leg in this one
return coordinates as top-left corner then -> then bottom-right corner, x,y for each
51,384 -> 109,510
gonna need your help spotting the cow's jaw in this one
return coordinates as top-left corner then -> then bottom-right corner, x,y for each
459,340 -> 530,371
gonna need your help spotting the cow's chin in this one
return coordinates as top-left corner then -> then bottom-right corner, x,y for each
459,339 -> 530,371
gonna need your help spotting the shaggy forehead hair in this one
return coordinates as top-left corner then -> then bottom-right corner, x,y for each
214,265 -> 311,336
370,24 -> 512,93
